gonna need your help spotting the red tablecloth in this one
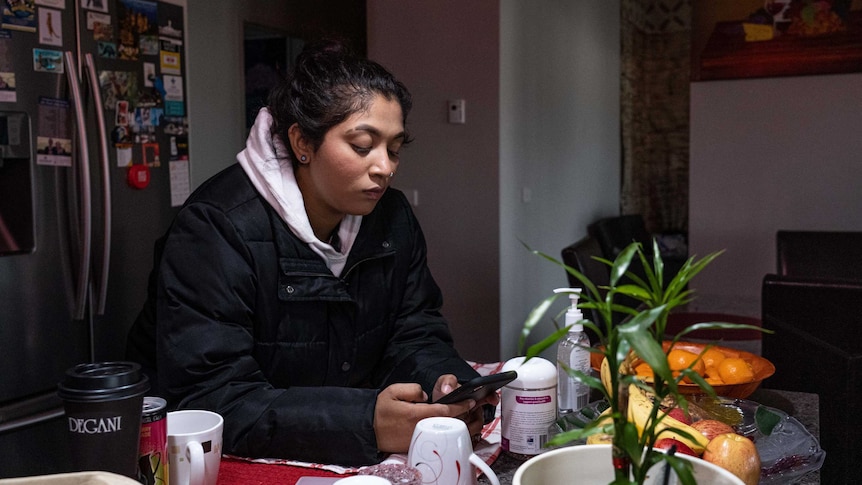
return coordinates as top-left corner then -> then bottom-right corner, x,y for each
218,457 -> 345,485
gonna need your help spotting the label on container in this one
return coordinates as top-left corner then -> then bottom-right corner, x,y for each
501,386 -> 556,456
138,397 -> 167,485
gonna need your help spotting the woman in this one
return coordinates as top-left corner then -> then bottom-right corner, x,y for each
126,41 -> 491,466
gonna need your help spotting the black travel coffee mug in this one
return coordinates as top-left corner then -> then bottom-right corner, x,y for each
57,361 -> 150,477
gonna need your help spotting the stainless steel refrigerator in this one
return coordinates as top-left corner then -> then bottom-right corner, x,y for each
0,0 -> 188,477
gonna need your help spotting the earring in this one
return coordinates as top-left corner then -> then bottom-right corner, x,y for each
300,155 -> 307,162
389,172 -> 395,178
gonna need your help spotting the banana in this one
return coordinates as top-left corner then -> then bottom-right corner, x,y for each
627,384 -> 709,454
585,406 -> 613,445
600,357 -> 612,395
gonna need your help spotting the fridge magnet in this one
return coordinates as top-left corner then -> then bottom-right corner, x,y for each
162,74 -> 183,116
143,61 -> 155,87
141,142 -> 159,167
116,100 -> 130,126
159,38 -> 181,74
92,20 -> 112,41
127,159 -> 150,189
159,19 -> 181,39
0,72 -> 15,103
137,87 -> 161,108
139,34 -> 157,56
117,0 -> 156,61
35,97 -> 72,167
36,135 -> 71,165
99,70 -> 137,110
169,159 -> 190,207
157,2 -> 182,40
37,8 -> 61,46
2,0 -> 36,33
169,134 -> 188,161
116,145 -> 132,168
162,115 -> 186,136
111,126 -> 133,146
97,41 -> 117,58
33,48 -> 63,73
82,0 -> 108,13
35,0 -> 64,8
85,11 -> 109,30
133,124 -> 155,144
135,106 -> 154,127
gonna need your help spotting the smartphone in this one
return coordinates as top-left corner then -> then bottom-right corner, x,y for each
433,371 -> 517,405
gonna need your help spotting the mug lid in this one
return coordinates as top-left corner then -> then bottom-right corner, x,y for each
57,361 -> 150,402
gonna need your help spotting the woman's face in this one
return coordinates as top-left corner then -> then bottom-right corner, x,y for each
299,93 -> 406,225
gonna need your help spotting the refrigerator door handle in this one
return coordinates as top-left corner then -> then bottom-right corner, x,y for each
64,51 -> 92,321
85,53 -> 111,316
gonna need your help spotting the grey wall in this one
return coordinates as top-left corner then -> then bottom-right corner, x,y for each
499,1 -> 621,360
185,0 -> 247,186
367,0 -> 501,362
689,73 -> 862,308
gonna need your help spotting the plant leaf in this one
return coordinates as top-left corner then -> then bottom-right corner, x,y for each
609,243 -> 640,286
524,325 -> 570,359
519,293 -> 561,352
756,405 -> 782,435
665,453 -> 697,485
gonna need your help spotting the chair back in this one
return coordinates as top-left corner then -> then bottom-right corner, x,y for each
776,230 -> 862,279
762,273 -> 862,484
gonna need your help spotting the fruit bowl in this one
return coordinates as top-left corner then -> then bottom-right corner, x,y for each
590,341 -> 775,399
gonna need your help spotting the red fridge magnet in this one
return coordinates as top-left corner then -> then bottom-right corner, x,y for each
127,161 -> 150,189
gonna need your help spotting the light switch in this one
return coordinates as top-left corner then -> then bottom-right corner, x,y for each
448,99 -> 465,124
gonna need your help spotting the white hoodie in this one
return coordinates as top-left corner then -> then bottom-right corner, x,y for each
236,108 -> 361,277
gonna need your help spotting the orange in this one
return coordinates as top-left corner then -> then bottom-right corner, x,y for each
700,348 -> 727,369
717,357 -> 754,384
705,374 -> 725,386
667,349 -> 706,376
634,362 -> 654,380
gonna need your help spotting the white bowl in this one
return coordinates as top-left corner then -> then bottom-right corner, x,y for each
513,444 -> 744,485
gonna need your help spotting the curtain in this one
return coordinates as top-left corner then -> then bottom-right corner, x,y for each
620,0 -> 692,241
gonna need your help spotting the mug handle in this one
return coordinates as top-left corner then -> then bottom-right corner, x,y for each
186,440 -> 205,485
469,453 -> 499,485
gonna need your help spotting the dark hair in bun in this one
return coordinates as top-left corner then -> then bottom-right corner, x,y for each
267,39 -> 413,163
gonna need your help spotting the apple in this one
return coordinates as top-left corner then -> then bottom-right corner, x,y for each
702,433 -> 761,485
664,406 -> 692,425
691,419 -> 735,441
653,438 -> 697,457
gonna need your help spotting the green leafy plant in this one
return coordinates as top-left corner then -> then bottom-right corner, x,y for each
519,240 -> 766,484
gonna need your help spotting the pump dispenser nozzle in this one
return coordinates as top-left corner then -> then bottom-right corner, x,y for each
553,288 -> 583,331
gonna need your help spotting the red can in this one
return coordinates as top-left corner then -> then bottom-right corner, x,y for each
137,396 -> 167,485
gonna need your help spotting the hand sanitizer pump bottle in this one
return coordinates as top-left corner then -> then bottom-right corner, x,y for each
555,288 -> 591,415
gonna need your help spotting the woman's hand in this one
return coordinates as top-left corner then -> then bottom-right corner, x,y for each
373,381 -> 475,453
433,374 -> 500,441
374,374 -> 502,453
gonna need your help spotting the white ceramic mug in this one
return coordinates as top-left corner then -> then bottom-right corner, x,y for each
407,417 -> 500,485
167,410 -> 224,485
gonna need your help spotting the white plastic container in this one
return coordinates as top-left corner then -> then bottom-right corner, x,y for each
500,356 -> 556,459
555,288 -> 591,415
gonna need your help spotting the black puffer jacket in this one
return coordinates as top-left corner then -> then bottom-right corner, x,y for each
126,164 -> 478,465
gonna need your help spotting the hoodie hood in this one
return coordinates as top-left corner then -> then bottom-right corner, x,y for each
237,108 -> 360,277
